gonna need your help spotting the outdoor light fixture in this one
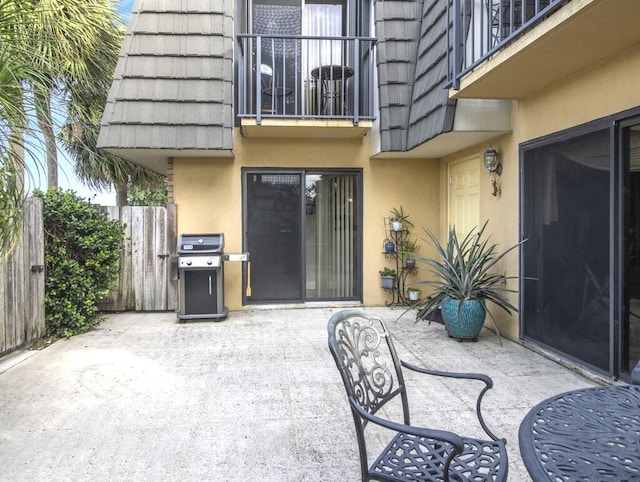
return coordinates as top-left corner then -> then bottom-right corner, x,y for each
484,146 -> 500,173
483,146 -> 502,196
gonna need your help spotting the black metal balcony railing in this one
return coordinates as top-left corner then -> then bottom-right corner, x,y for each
449,0 -> 566,89
237,34 -> 377,124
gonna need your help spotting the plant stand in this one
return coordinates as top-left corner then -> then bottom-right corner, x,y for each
382,220 -> 415,307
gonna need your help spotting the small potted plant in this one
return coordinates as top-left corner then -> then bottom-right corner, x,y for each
383,238 -> 395,253
379,267 -> 396,289
400,237 -> 419,268
390,206 -> 414,232
414,222 -> 525,342
407,287 -> 421,301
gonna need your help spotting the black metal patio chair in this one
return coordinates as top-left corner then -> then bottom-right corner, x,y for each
327,309 -> 508,482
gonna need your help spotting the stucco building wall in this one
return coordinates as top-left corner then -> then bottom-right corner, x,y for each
439,43 -> 640,340
173,131 -> 440,310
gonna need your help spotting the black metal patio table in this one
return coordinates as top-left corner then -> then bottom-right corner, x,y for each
310,65 -> 354,116
518,385 -> 640,481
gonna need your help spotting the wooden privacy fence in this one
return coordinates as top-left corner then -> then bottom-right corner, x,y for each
0,198 -> 45,356
98,205 -> 178,312
0,202 -> 177,357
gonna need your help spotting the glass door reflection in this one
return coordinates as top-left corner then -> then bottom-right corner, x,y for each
305,173 -> 357,299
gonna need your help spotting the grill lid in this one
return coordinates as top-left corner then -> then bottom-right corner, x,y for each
178,233 -> 224,254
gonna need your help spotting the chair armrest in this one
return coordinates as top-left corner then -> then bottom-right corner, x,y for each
348,395 -> 465,452
400,359 -> 502,442
401,360 -> 493,386
632,361 -> 640,385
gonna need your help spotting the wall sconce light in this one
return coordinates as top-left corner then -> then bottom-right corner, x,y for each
484,146 -> 502,196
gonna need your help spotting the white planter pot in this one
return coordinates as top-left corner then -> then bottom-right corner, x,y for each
391,221 -> 402,231
408,290 -> 420,301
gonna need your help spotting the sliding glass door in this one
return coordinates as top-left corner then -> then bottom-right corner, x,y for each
521,112 -> 640,380
245,173 -> 303,302
250,0 -> 347,115
244,169 -> 361,303
305,174 -> 358,298
521,128 -> 611,372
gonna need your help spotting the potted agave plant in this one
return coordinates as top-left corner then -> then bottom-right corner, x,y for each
414,222 -> 525,342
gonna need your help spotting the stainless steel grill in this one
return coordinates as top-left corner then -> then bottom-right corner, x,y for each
177,233 -> 249,321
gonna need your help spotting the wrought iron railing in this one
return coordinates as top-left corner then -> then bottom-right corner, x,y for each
449,0 -> 567,89
237,34 -> 377,124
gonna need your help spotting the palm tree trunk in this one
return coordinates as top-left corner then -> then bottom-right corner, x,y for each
115,181 -> 128,207
10,127 -> 25,193
34,88 -> 58,188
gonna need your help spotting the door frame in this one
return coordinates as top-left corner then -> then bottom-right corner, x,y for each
617,114 -> 640,378
242,167 -> 363,304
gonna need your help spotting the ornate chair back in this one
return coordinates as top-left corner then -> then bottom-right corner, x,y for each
327,309 -> 410,476
328,309 -> 509,482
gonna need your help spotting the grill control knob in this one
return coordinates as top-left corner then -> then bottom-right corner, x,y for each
207,258 -> 213,265
186,259 -> 192,266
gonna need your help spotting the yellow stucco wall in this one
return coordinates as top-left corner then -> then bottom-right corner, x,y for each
442,43 -> 640,340
438,142 -> 521,340
173,131 -> 440,311
171,44 -> 640,339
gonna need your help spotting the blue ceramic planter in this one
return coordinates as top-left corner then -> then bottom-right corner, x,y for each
440,297 -> 486,341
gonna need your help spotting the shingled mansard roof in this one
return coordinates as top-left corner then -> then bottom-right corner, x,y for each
98,0 -> 456,165
97,0 -> 234,172
375,0 -> 456,153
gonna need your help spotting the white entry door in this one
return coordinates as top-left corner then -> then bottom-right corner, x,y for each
448,157 -> 480,236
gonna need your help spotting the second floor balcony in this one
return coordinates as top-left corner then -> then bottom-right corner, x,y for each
448,0 -> 640,99
237,34 -> 377,137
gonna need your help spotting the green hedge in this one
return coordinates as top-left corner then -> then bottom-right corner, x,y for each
36,189 -> 125,337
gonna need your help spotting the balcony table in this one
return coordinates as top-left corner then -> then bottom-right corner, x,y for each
310,64 -> 354,116
518,385 -> 640,481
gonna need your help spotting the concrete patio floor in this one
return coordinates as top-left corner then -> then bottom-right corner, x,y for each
0,307 -> 602,481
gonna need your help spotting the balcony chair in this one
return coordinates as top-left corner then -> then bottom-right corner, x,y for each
260,63 -> 292,115
327,309 -> 508,482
